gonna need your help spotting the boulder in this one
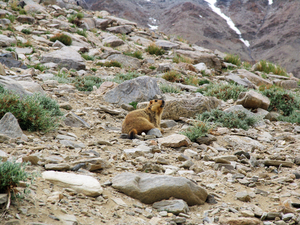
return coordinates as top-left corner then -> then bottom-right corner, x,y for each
158,134 -> 191,148
102,36 -> 124,47
236,90 -> 270,110
226,73 -> 257,89
0,53 -> 27,69
106,54 -> 141,69
230,69 -> 272,87
175,50 -> 222,72
0,75 -> 32,97
217,135 -> 265,151
0,35 -> 17,47
129,36 -> 153,47
42,171 -> 103,197
63,112 -> 90,128
111,172 -> 208,205
274,80 -> 298,89
106,16 -> 137,26
79,18 -> 95,30
0,112 -> 24,139
17,15 -> 35,24
94,18 -> 113,30
17,81 -> 45,94
153,199 -> 189,215
41,46 -> 85,70
161,96 -> 221,120
106,25 -> 134,34
104,76 -> 162,105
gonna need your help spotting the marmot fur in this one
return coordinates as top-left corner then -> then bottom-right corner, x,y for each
122,99 -> 165,139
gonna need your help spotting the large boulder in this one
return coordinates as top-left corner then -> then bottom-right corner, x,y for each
42,171 -> 103,197
155,40 -> 180,50
229,69 -> 272,87
106,54 -> 141,69
236,90 -> 270,110
111,172 -> 208,206
161,96 -> 221,120
0,112 -> 24,139
102,35 -> 124,47
0,76 -> 32,97
104,76 -> 162,105
41,46 -> 85,70
0,35 -> 17,47
0,53 -> 27,69
175,49 -> 222,72
106,25 -> 134,34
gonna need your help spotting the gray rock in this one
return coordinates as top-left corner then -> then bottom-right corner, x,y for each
102,35 -> 124,47
0,112 -> 24,139
219,217 -> 262,225
0,18 -> 11,26
158,134 -> 191,148
63,112 -> 90,128
0,193 -> 7,204
0,150 -> 8,161
41,46 -> 85,70
106,54 -> 141,69
59,140 -> 85,149
147,128 -> 162,138
106,25 -> 133,34
265,111 -> 281,121
217,135 -> 265,151
264,160 -> 294,168
112,172 -> 208,205
236,192 -> 251,202
42,171 -> 103,197
52,40 -> 65,48
0,63 -> 5,76
17,15 -> 35,24
230,69 -> 272,87
236,90 -> 270,110
153,199 -> 189,215
0,53 -> 27,69
155,40 -> 179,50
157,63 -> 173,72
160,120 -> 177,128
226,74 -> 257,89
17,81 -> 45,94
274,80 -> 298,89
104,76 -> 162,105
161,96 -> 221,120
79,18 -> 95,30
196,134 -> 217,145
95,18 -> 112,30
0,35 -> 17,47
45,163 -> 70,171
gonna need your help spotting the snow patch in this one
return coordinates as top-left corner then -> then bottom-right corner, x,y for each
199,15 -> 202,18
148,24 -> 158,30
204,0 -> 250,47
268,0 -> 273,5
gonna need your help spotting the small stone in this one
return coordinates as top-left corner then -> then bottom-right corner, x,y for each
236,192 -> 251,202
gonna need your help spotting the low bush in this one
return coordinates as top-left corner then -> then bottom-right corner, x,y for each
129,101 -> 138,109
199,109 -> 257,130
254,60 -> 287,76
6,14 -> 15,23
81,53 -> 94,61
145,43 -> 165,55
27,63 -> 47,72
149,66 -> 156,70
112,72 -> 140,84
76,29 -> 87,37
0,87 -> 61,132
181,121 -> 213,142
197,82 -> 247,101
50,33 -> 72,46
123,51 -> 143,59
260,86 -> 300,116
173,54 -> 193,64
159,83 -> 181,93
162,70 -> 181,83
73,76 -> 103,92
184,76 -> 199,86
21,29 -> 31,34
224,53 -> 241,66
198,79 -> 211,86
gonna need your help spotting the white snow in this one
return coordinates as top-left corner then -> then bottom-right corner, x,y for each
148,24 -> 158,30
199,15 -> 202,18
268,0 -> 273,5
204,0 -> 250,47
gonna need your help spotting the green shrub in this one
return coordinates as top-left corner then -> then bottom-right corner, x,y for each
123,51 -> 143,59
149,66 -> 156,70
19,9 -> 27,15
112,72 -> 140,84
90,68 -> 97,72
21,28 -> 31,34
129,101 -> 138,109
198,82 -> 248,101
76,29 -> 87,37
28,63 -> 47,72
159,83 -> 181,93
0,88 -> 61,132
260,86 -> 300,116
181,121 -> 213,142
162,70 -> 181,83
34,94 -> 63,117
184,76 -> 199,86
5,47 -> 15,52
145,43 -> 165,55
49,33 -> 72,46
198,79 -> 211,86
243,61 -> 252,70
200,70 -> 210,77
73,76 -> 103,91
224,54 -> 241,66
81,53 -> 94,61
173,54 -> 193,64
96,60 -> 122,68
6,14 -> 15,23
76,12 -> 84,19
254,60 -> 287,76
199,109 -> 257,130
68,14 -> 77,24
17,40 -> 32,48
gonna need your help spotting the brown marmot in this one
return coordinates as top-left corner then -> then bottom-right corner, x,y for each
122,99 -> 165,139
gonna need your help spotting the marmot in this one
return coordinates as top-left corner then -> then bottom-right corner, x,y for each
122,99 -> 165,139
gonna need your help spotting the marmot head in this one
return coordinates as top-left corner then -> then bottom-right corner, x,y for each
148,99 -> 165,114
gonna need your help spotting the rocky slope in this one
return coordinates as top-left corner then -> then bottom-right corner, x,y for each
87,0 -> 300,78
1,1 -> 300,225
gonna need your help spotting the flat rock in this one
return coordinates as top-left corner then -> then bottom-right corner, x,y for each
63,112 -> 90,128
264,160 -> 294,168
111,172 -> 208,205
153,199 -> 189,215
41,46 -> 85,70
42,171 -> 103,197
236,191 -> 251,202
45,163 -> 70,171
106,25 -> 133,34
0,112 -> 24,139
219,217 -> 262,225
217,135 -> 265,151
104,76 -> 162,105
0,53 -> 27,69
155,40 -> 180,50
236,90 -> 270,110
102,35 -> 124,47
158,134 -> 191,148
0,35 -> 16,47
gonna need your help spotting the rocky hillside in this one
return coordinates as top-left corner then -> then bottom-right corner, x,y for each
1,0 -> 300,225
87,0 -> 300,78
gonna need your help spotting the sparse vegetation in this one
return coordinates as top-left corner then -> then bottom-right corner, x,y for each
173,54 -> 193,64
73,76 -> 103,92
17,40 -> 32,48
111,72 -> 140,84
181,121 -> 213,142
149,66 -> 156,70
27,63 -> 47,72
162,70 -> 181,83
96,60 -> 122,68
129,101 -> 138,109
159,83 -> 181,93
81,53 -> 94,61
6,14 -> 15,23
184,75 -> 199,86
76,29 -> 87,37
198,79 -> 211,86
198,82 -> 248,101
145,43 -> 165,55
224,53 -> 241,66
254,60 -> 288,76
49,33 -> 72,46
21,28 -> 31,34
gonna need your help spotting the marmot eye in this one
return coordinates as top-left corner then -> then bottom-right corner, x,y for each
155,100 -> 157,102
